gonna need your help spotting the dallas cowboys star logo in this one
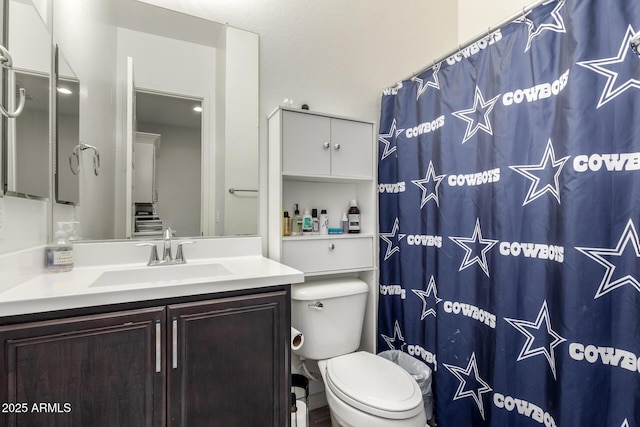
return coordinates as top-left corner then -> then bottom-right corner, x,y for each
411,161 -> 445,208
504,300 -> 566,380
576,219 -> 640,299
413,63 -> 441,100
509,139 -> 570,206
412,276 -> 443,320
381,320 -> 407,351
449,218 -> 498,277
443,353 -> 492,420
621,419 -> 630,427
380,218 -> 406,261
518,0 -> 566,52
577,25 -> 640,109
451,86 -> 500,144
379,119 -> 405,160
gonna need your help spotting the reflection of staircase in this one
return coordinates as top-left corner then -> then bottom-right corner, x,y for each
133,203 -> 164,239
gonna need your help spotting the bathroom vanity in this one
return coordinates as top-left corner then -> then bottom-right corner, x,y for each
0,238 -> 303,426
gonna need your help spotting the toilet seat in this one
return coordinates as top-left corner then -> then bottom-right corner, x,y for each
324,351 -> 424,420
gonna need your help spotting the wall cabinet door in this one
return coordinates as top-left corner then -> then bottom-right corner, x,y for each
282,111 -> 331,176
0,307 -> 165,427
167,290 -> 289,427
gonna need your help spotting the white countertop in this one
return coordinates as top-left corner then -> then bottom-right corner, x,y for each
0,237 -> 304,317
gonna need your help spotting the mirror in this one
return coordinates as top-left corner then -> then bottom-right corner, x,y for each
52,0 -> 259,240
3,0 -> 51,199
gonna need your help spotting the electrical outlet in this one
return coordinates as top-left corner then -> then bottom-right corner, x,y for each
0,197 -> 5,239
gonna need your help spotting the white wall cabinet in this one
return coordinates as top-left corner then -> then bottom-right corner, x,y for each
282,110 -> 373,178
268,106 -> 378,353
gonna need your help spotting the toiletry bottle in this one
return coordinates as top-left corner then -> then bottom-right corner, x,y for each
302,208 -> 312,234
292,204 -> 303,236
45,222 -> 74,272
311,209 -> 319,234
319,209 -> 329,235
341,212 -> 348,234
348,199 -> 361,233
283,211 -> 291,236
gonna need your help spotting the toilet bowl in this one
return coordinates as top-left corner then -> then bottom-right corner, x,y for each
291,279 -> 427,427
318,352 -> 426,427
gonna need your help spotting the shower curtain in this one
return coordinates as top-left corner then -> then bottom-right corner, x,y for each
377,0 -> 640,425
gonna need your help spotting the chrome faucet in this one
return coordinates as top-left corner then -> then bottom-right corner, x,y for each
137,227 -> 194,266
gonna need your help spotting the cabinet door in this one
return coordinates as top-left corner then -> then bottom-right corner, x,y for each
282,111 -> 331,176
0,307 -> 165,427
167,290 -> 289,427
330,118 -> 373,178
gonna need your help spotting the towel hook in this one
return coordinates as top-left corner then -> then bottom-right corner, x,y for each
68,142 -> 101,176
0,45 -> 26,118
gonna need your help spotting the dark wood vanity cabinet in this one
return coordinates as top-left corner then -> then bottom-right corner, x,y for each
0,287 -> 290,427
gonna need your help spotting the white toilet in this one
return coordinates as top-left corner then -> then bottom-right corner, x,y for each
291,278 -> 427,427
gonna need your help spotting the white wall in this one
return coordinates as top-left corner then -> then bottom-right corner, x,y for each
458,0 -> 533,42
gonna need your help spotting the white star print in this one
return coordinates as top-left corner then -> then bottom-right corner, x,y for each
449,218 -> 498,277
443,353 -> 493,420
621,419 -> 630,427
413,63 -> 441,100
576,219 -> 640,299
381,320 -> 407,351
509,139 -> 570,206
577,25 -> 640,109
412,276 -> 443,320
378,119 -> 405,160
380,218 -> 406,261
451,86 -> 500,144
411,161 -> 446,208
504,300 -> 566,380
518,0 -> 566,52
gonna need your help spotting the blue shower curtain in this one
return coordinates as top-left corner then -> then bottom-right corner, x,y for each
377,0 -> 640,425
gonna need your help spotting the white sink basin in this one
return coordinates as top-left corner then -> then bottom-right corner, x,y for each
90,263 -> 231,287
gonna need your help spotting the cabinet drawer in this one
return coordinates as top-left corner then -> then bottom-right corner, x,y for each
282,237 -> 373,274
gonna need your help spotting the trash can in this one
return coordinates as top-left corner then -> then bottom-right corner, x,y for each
378,350 -> 434,422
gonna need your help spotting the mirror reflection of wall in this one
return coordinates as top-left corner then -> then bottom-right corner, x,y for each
55,50 -> 80,205
9,71 -> 49,198
134,91 -> 202,238
52,0 -> 259,241
4,0 -> 51,198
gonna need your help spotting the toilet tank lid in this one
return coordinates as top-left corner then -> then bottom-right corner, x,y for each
291,278 -> 368,301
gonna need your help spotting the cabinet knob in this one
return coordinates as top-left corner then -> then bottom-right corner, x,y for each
334,143 -> 341,150
323,142 -> 330,149
328,243 -> 335,250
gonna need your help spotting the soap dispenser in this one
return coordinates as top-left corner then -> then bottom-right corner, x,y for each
45,222 -> 74,272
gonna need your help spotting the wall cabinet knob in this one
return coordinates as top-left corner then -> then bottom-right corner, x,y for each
323,142 -> 330,149
328,243 -> 335,250
334,143 -> 341,150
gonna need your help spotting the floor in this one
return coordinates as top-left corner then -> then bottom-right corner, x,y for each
308,405 -> 332,427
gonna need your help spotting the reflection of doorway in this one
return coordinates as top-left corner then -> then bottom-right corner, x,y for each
135,90 -> 202,237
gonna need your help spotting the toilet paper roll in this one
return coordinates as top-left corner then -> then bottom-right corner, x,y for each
291,326 -> 304,351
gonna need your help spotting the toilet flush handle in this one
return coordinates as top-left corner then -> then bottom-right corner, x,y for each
308,301 -> 324,311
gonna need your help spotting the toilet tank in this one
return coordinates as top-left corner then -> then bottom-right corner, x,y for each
291,278 -> 369,360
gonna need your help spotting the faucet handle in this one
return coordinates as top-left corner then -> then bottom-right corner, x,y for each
136,243 -> 159,265
175,241 -> 195,264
